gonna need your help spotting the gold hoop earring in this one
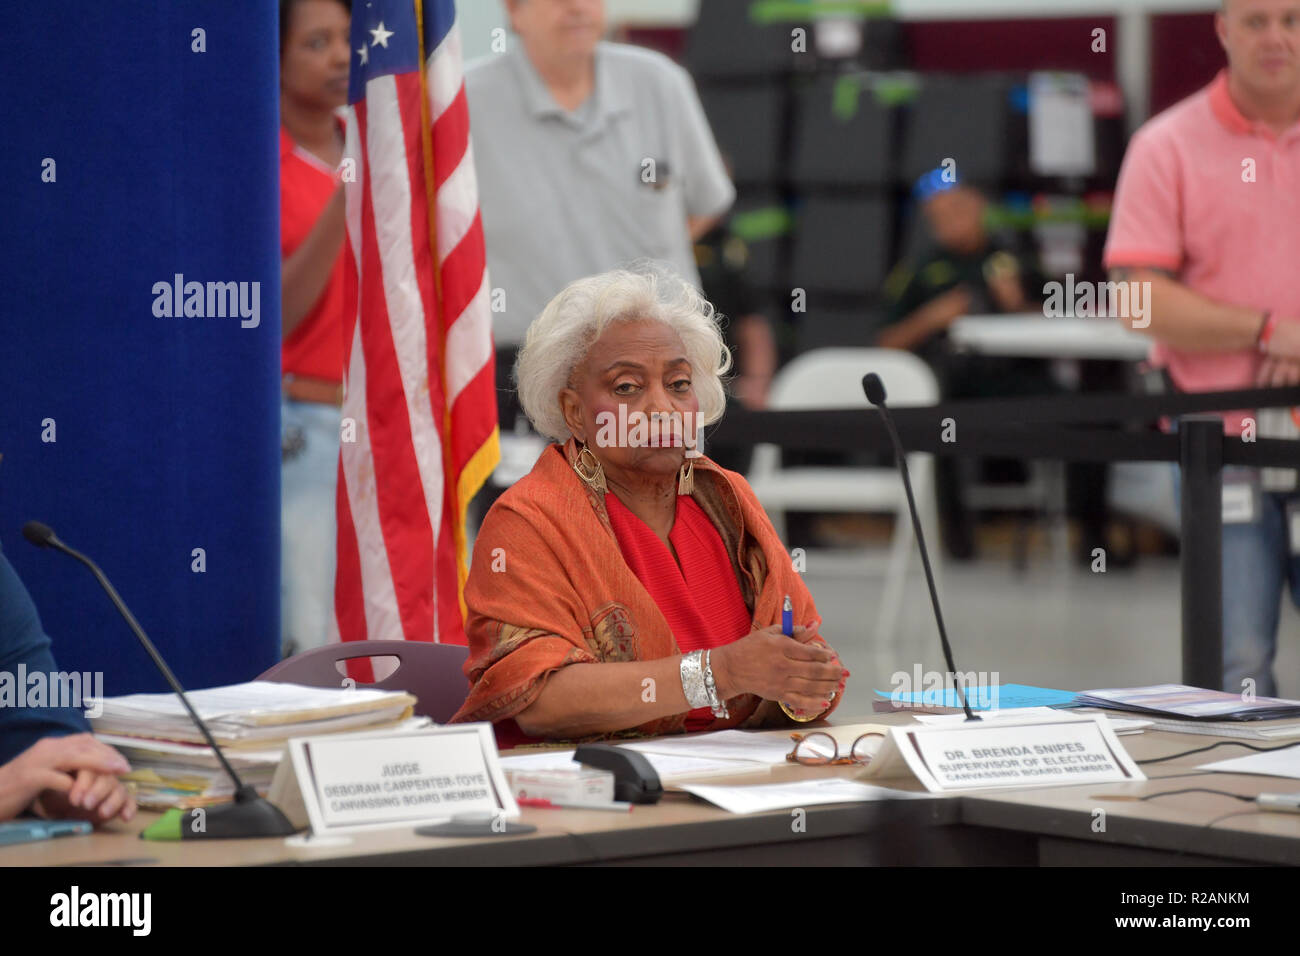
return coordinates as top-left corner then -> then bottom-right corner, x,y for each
573,442 -> 607,495
677,457 -> 695,496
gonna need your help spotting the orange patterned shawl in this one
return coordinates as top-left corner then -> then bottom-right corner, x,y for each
448,436 -> 842,740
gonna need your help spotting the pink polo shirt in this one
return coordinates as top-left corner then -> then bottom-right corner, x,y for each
1104,70 -> 1300,434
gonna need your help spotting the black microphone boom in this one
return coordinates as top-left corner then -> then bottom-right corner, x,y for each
861,375 -> 980,722
22,521 -> 297,838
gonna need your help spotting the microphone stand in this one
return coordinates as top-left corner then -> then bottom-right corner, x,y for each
23,522 -> 298,838
862,377 -> 981,722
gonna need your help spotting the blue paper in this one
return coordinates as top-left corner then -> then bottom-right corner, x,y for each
874,684 -> 1078,710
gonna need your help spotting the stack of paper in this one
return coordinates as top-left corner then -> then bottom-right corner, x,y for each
1075,684 -> 1300,722
89,682 -> 422,809
89,682 -> 417,746
95,736 -> 285,809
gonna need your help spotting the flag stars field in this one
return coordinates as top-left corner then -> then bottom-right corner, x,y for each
370,21 -> 394,49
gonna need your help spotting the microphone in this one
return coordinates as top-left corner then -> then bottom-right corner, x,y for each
22,521 -> 297,838
861,375 -> 980,722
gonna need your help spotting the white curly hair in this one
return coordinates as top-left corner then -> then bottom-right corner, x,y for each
514,265 -> 733,443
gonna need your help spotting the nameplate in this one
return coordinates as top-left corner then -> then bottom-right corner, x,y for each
861,714 -> 1145,793
278,723 -> 519,835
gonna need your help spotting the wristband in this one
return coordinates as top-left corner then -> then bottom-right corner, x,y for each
1257,311 -> 1278,353
679,651 -> 709,709
702,650 -> 729,719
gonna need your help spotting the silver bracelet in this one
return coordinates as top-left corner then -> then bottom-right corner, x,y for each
702,649 -> 729,719
679,650 -> 710,709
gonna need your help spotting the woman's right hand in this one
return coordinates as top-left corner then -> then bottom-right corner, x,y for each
711,625 -> 846,716
0,734 -> 133,823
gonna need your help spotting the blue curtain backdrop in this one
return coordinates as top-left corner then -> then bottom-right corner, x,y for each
0,2 -> 282,693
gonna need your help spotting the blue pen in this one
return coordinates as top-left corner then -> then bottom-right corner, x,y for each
782,594 -> 793,637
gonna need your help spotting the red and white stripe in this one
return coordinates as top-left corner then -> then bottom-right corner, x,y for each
334,14 -> 497,656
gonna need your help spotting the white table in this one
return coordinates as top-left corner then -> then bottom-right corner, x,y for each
946,314 -> 1151,566
949,314 -> 1151,361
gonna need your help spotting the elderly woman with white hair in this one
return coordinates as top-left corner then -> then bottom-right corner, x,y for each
450,268 -> 848,746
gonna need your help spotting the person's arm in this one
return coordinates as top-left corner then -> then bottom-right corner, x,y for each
513,655 -> 690,738
876,286 -> 972,352
688,213 -> 724,241
0,551 -> 91,765
1109,266 -> 1270,351
1111,267 -> 1300,384
671,63 -> 735,237
730,312 -> 777,408
282,184 -> 346,339
514,625 -> 843,738
0,550 -> 135,823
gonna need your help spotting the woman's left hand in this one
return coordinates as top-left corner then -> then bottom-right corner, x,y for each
792,624 -> 848,708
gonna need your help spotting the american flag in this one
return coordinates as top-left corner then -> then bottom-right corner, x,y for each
334,0 -> 497,661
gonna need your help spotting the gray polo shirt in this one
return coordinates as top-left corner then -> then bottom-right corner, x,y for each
466,41 -> 736,346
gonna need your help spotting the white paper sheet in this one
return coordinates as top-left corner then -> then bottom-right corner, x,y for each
500,748 -> 770,784
1199,744 -> 1300,780
621,730 -> 797,765
913,708 -> 1151,735
681,778 -> 937,815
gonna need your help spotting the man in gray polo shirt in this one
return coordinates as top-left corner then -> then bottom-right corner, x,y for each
467,0 -> 736,358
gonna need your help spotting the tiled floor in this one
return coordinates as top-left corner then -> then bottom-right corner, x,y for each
809,548 -> 1300,718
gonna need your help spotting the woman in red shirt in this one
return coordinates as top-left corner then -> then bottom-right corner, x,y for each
279,0 -> 350,656
450,269 -> 849,747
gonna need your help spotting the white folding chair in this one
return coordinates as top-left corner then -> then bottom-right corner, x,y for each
746,348 -> 941,649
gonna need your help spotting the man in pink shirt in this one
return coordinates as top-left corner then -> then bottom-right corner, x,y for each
1105,0 -> 1300,695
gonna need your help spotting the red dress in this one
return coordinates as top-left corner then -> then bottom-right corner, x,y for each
605,492 -> 754,731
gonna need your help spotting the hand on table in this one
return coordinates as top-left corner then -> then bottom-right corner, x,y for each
794,621 -> 849,711
712,624 -> 849,717
0,733 -> 135,824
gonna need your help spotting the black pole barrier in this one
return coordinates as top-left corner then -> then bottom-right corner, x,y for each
1179,416 -> 1224,690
